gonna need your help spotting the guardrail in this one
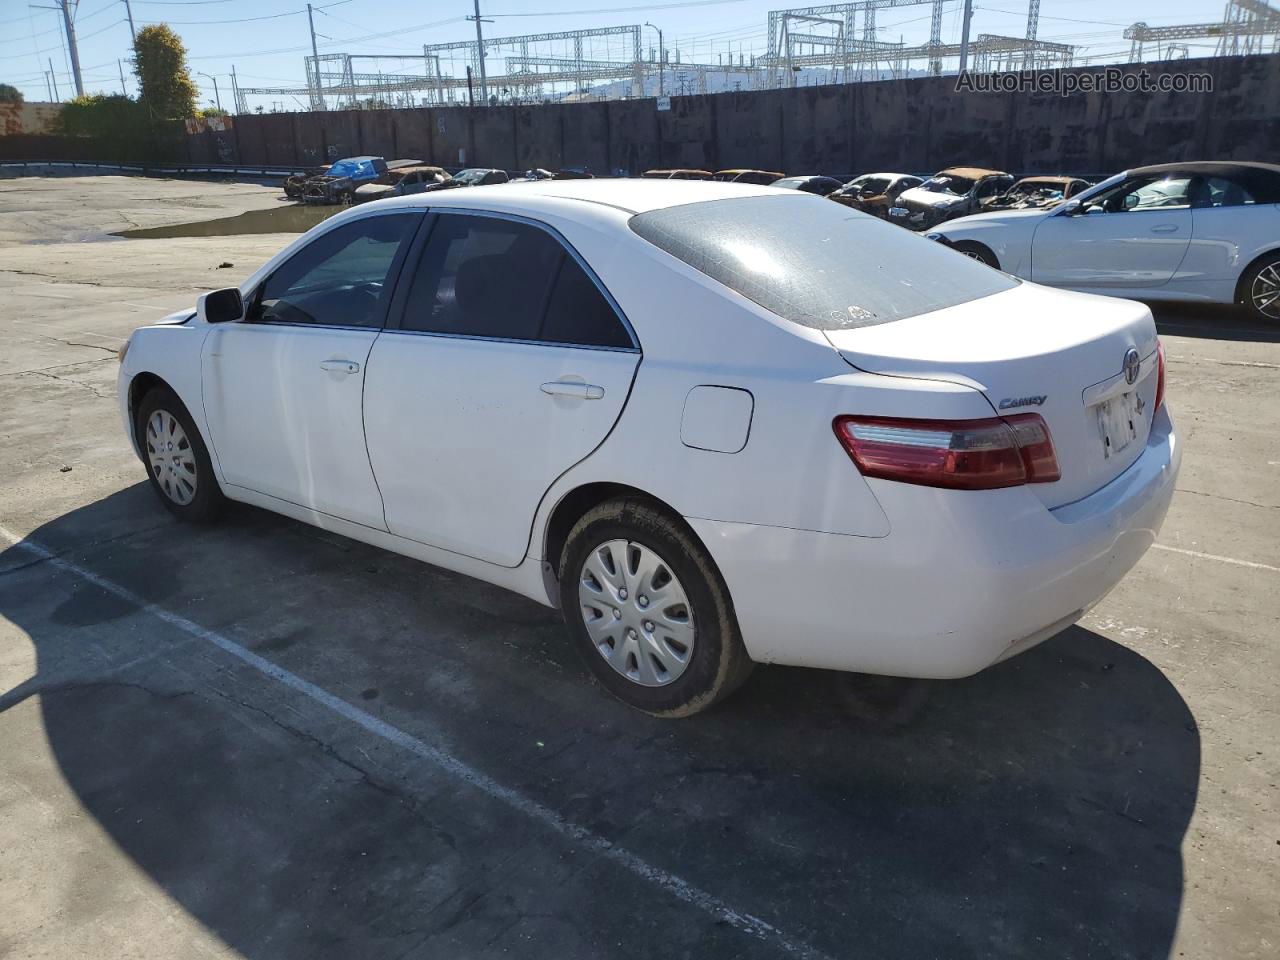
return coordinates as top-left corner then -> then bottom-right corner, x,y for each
0,160 -> 309,179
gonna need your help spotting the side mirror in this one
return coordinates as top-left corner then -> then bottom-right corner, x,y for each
1059,200 -> 1085,217
198,287 -> 244,324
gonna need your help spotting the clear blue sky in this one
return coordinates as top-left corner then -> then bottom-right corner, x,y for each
0,0 -> 1240,109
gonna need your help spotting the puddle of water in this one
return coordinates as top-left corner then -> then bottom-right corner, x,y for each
113,203 -> 341,239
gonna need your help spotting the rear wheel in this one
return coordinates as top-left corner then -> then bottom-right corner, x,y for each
1240,253 -> 1280,323
135,386 -> 224,522
558,498 -> 753,717
952,240 -> 999,269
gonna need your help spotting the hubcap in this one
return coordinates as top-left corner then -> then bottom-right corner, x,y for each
1251,260 -> 1280,319
578,539 -> 695,687
145,409 -> 198,506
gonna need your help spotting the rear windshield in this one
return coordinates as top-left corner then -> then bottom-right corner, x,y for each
628,194 -> 1018,330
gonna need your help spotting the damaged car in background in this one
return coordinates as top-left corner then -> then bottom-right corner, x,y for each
713,168 -> 785,185
438,167 -> 511,188
301,157 -> 423,205
888,167 -> 1015,230
354,165 -> 451,204
987,176 -> 1092,211
282,164 -> 330,200
830,172 -> 924,218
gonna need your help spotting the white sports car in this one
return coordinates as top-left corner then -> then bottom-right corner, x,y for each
926,161 -> 1280,323
117,180 -> 1180,716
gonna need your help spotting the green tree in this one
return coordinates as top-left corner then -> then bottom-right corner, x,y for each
133,24 -> 198,119
57,93 -> 151,146
0,84 -> 23,104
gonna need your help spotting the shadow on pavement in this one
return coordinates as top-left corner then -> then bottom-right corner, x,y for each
0,487 -> 1199,959
1149,301 -> 1280,343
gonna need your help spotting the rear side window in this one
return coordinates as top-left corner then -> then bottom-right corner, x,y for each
400,213 -> 632,347
629,195 -> 1017,330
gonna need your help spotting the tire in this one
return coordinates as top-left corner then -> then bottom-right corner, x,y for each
952,240 -> 999,269
1238,253 -> 1280,323
558,497 -> 754,717
135,385 -> 225,523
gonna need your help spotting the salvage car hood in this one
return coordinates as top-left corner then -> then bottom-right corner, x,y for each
935,207 -> 1048,230
896,187 -> 965,209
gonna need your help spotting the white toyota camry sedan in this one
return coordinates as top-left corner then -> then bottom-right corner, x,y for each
117,179 -> 1180,716
927,161 -> 1280,323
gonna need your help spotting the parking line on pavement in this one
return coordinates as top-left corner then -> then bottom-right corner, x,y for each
1152,543 -> 1279,573
0,526 -> 831,960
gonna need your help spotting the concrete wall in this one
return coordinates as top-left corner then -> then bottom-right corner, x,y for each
5,54 -> 1278,174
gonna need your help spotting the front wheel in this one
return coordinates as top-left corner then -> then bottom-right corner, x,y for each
1240,254 -> 1280,323
951,240 -> 1000,269
558,498 -> 753,717
135,386 -> 225,522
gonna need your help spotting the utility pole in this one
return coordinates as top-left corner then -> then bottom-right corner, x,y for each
466,65 -> 475,108
48,58 -> 60,101
958,0 -> 974,73
123,0 -> 137,44
44,71 -> 53,102
231,65 -> 241,115
306,3 -> 325,111
118,58 -> 127,96
58,0 -> 84,97
33,1 -> 83,96
468,0 -> 489,105
199,72 -> 222,112
644,22 -> 664,97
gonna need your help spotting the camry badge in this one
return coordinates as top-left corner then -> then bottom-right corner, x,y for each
998,395 -> 1047,410
1123,347 -> 1141,386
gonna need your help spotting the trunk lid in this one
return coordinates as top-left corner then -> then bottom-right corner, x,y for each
824,282 -> 1160,508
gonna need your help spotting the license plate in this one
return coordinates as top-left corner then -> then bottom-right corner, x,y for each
889,206 -> 908,217
1094,391 -> 1139,458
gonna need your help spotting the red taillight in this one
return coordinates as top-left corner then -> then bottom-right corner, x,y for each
1154,340 -> 1166,412
833,414 -> 1061,490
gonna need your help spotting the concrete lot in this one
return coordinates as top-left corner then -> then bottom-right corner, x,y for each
1,173 -> 1276,959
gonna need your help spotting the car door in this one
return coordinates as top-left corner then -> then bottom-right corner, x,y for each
363,211 -> 641,567
1031,173 -> 1196,288
1181,174 -> 1266,287
201,212 -> 421,529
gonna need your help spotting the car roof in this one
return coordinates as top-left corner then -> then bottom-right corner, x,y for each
937,166 -> 1009,179
1128,160 -> 1280,178
377,177 -> 785,216
1014,175 -> 1082,185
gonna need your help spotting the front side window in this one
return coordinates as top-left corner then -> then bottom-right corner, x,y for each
630,194 -> 1017,331
400,214 -> 632,348
253,214 -> 419,328
1087,175 -> 1197,213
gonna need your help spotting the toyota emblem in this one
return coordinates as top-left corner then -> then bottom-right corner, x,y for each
1123,347 -> 1141,386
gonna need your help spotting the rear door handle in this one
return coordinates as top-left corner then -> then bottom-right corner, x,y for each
1149,224 -> 1180,233
320,359 -> 360,375
541,380 -> 605,400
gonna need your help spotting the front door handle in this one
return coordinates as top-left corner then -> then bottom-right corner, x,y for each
541,380 -> 605,400
1149,224 -> 1180,234
320,359 -> 360,375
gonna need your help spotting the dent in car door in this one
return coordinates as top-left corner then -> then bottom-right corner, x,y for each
201,212 -> 421,529
363,212 -> 640,567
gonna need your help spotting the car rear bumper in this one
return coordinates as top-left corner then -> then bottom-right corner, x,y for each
688,406 -> 1180,677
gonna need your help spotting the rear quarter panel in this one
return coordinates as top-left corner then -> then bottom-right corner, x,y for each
529,222 -> 998,558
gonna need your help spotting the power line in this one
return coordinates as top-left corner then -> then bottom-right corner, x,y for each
488,0 -> 758,17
